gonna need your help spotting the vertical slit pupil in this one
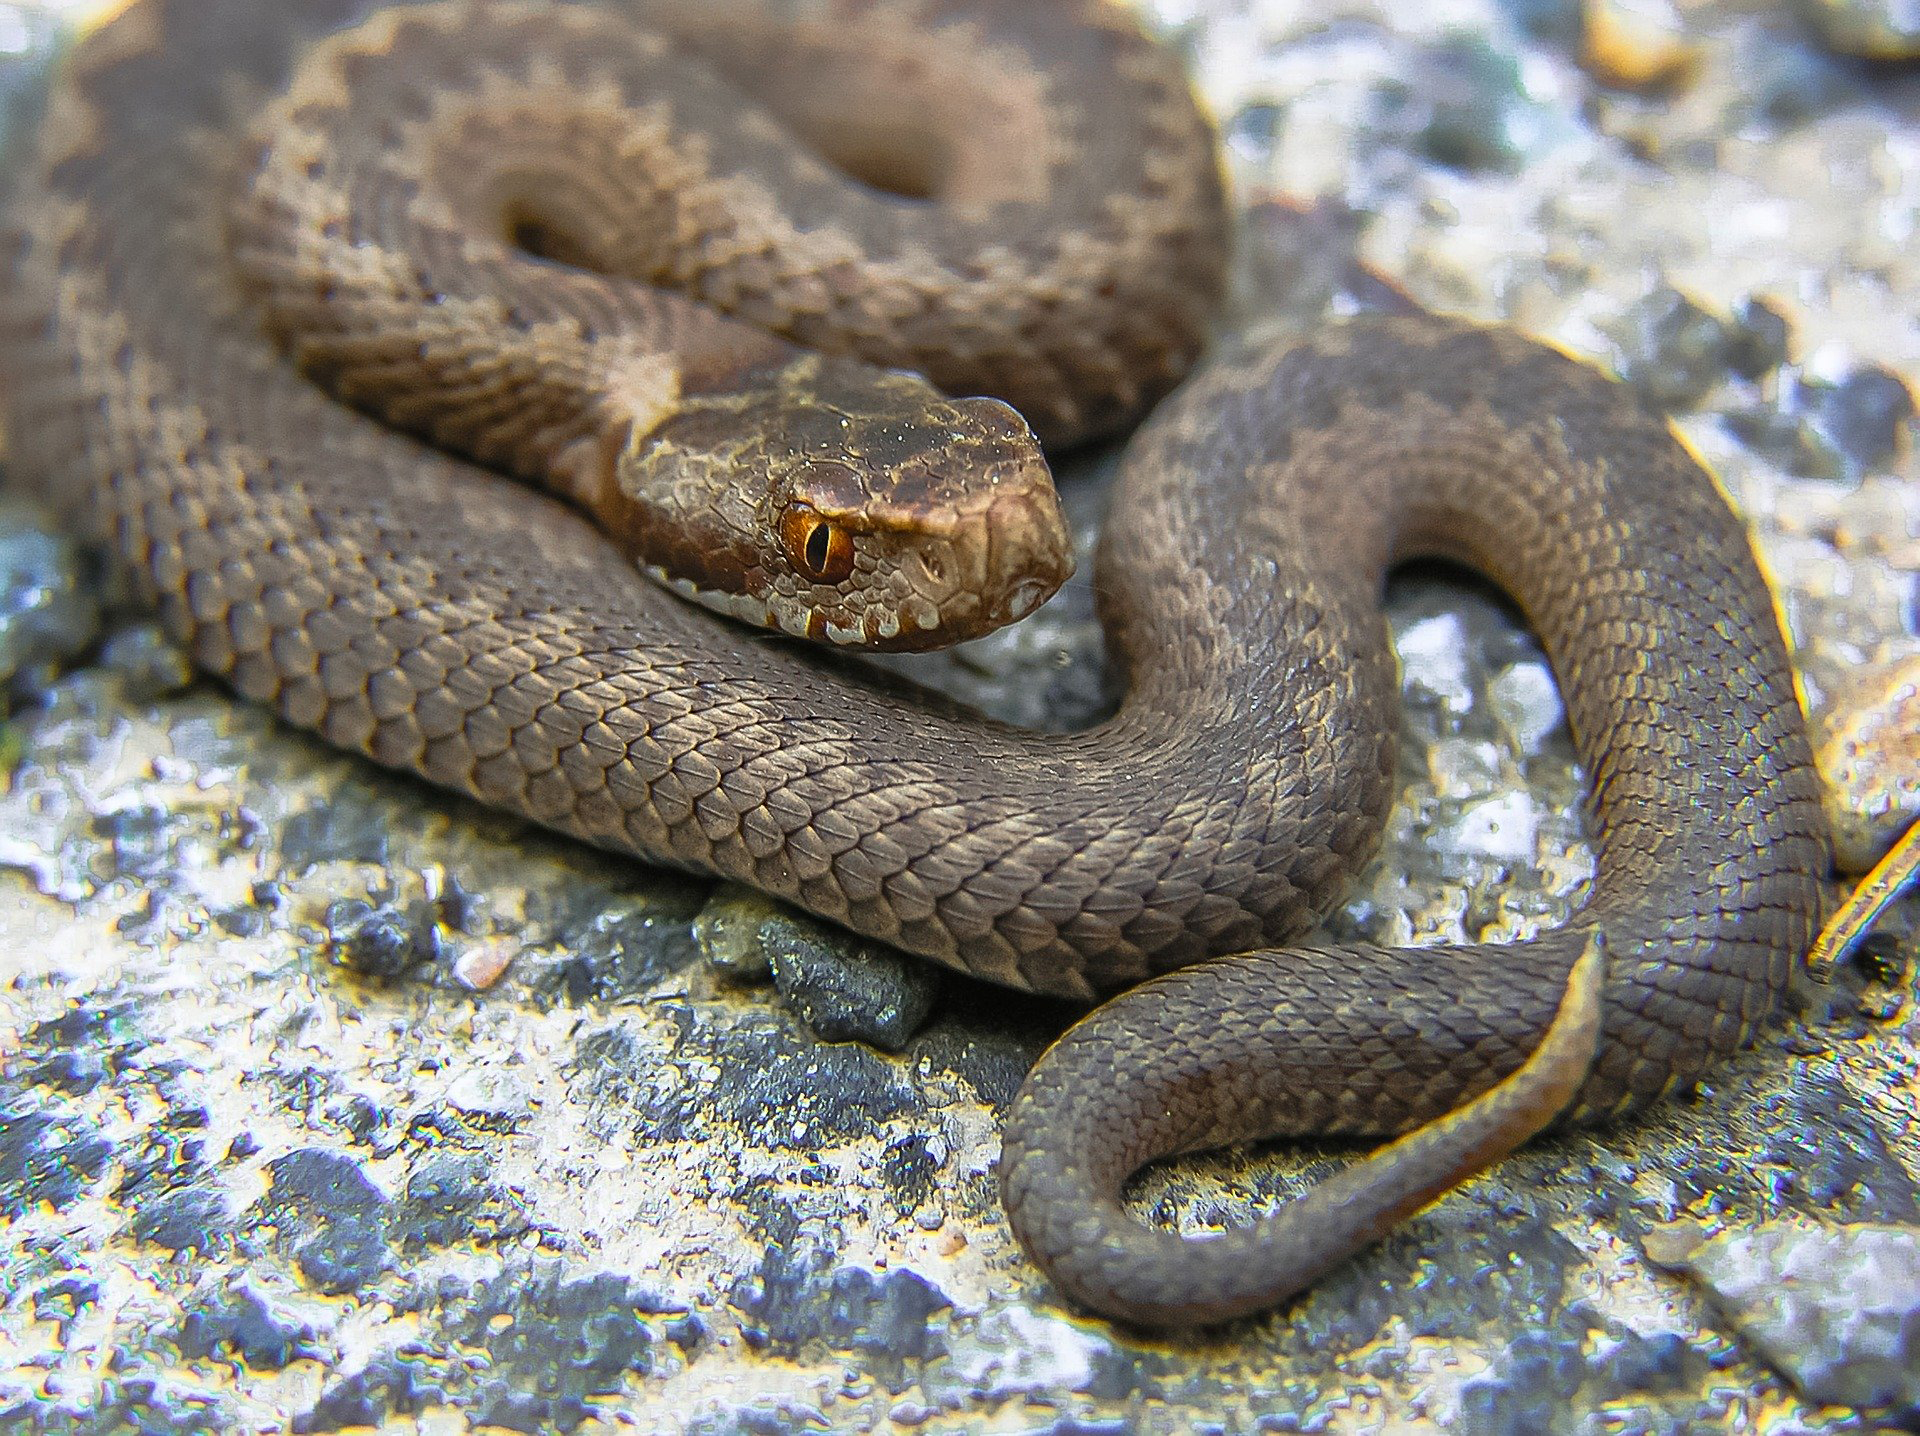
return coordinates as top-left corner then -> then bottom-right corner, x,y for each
806,522 -> 832,575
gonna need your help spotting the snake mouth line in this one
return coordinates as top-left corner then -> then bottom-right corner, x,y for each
644,562 -> 909,647
644,564 -> 779,634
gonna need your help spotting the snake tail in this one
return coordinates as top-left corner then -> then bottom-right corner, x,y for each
1001,931 -> 1607,1325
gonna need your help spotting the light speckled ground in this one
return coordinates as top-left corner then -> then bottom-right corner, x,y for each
1,1 -> 1916,1432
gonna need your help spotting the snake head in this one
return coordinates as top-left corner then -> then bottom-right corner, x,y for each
611,355 -> 1074,651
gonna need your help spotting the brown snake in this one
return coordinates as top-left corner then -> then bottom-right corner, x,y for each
0,0 -> 1829,1326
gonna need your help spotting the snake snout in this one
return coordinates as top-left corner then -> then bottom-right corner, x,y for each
980,485 -> 1074,630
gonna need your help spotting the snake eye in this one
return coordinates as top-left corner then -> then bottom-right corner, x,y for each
782,506 -> 855,584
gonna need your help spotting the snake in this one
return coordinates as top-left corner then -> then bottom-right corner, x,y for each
0,0 -> 1829,1327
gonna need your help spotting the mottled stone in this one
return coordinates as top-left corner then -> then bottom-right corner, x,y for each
1802,364 -> 1917,476
694,883 -> 941,1048
1501,0 -> 1583,45
128,1184 -> 232,1256
1646,1221 -> 1920,1413
96,621 -> 194,703
396,1152 -> 526,1249
294,1353 -> 446,1434
692,884 -> 785,983
322,896 -> 444,980
1727,295 -> 1794,381
1487,658 -> 1565,754
0,1107 -> 111,1218
262,1149 -> 392,1294
443,1268 -> 662,1433
731,1247 -> 952,1386
1732,32 -> 1860,128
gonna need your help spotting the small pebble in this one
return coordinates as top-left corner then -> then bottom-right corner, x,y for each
1501,0 -> 1583,45
1429,738 -> 1505,801
175,1280 -> 320,1370
1443,791 -> 1543,862
97,622 -> 193,703
1609,286 -> 1735,411
1488,660 -> 1565,755
1580,0 -> 1702,90
693,885 -> 785,983
1801,365 -> 1916,476
452,937 -> 519,991
1722,401 -> 1846,480
1374,35 -> 1536,173
1225,100 -> 1283,165
768,920 -> 940,1052
1395,610 -> 1475,712
1729,32 -> 1857,129
441,1069 -> 533,1124
694,884 -> 939,1047
1726,296 -> 1794,381
0,497 -> 100,702
323,898 -> 444,980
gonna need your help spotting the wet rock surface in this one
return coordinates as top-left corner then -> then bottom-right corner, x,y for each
2,0 -> 1917,1431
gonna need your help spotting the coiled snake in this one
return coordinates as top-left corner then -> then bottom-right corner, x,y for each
0,0 -> 1828,1325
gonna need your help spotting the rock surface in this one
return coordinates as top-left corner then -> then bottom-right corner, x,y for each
2,0 -> 1917,1432
1646,1221 -> 1920,1414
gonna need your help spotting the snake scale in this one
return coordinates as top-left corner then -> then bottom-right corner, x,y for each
0,0 -> 1828,1326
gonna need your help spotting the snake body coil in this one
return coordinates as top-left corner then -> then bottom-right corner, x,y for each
1,0 -> 1828,1325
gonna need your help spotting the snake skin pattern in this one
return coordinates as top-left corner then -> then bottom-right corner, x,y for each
0,0 -> 1829,1325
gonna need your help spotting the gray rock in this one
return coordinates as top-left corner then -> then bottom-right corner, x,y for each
2,0 -> 1918,1430
1373,34 -> 1540,173
1609,286 -> 1737,412
175,1279 -> 324,1370
321,897 -> 444,980
1499,0 -> 1583,45
1646,1221 -> 1920,1414
97,621 -> 194,703
696,883 -> 942,1048
0,496 -> 100,702
1727,295 -> 1794,380
261,1149 -> 392,1296
1818,654 -> 1920,873
128,1184 -> 232,1256
1801,364 -> 1917,476
1487,659 -> 1565,755
767,916 -> 941,1052
1225,99 -> 1284,168
1733,32 -> 1858,129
